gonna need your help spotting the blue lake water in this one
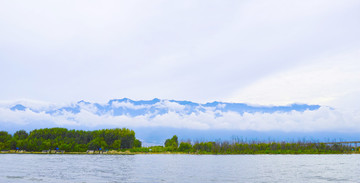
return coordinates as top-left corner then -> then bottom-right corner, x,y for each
0,154 -> 359,182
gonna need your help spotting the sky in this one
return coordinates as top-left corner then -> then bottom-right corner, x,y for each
1,1 -> 360,136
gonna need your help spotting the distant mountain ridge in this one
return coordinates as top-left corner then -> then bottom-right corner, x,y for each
6,99 -> 358,145
9,98 -> 320,117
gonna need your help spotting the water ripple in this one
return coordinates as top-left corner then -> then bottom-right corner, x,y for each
0,154 -> 359,183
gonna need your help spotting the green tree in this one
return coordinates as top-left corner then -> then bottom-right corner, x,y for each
10,139 -> 17,150
164,135 -> 178,151
134,139 -> 142,148
88,137 -> 108,150
14,130 -> 28,140
0,131 -> 11,143
179,142 -> 192,152
0,131 -> 11,150
111,139 -> 122,150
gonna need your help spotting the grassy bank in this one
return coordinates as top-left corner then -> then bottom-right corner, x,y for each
1,150 -> 359,155
0,150 -> 135,155
1,128 -> 359,155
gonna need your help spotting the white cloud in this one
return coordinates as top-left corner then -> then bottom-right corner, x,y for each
0,1 -> 359,133
0,1 -> 359,104
77,102 -> 98,114
111,101 -> 149,110
227,49 -> 360,108
154,100 -> 186,112
0,108 -> 77,126
110,100 -> 187,112
1,104 -> 359,132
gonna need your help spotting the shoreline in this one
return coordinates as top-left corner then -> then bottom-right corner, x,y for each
1,151 -> 359,155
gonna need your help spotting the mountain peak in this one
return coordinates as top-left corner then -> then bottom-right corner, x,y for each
7,98 -> 321,117
10,104 -> 27,111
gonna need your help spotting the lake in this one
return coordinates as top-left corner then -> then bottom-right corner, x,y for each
0,154 -> 359,182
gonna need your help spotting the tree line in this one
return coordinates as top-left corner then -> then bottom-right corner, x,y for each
1,130 -> 357,154
131,135 -> 357,154
0,128 -> 141,152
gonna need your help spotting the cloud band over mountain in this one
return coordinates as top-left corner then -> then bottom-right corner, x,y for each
1,98 -> 358,134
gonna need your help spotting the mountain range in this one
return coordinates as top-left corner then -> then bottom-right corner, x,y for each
9,98 -> 320,117
6,98 -> 357,145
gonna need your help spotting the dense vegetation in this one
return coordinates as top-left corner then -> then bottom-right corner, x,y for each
1,129 -> 358,154
131,135 -> 359,154
0,128 -> 141,152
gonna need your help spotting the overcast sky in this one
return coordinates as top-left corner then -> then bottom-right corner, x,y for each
1,1 -> 360,129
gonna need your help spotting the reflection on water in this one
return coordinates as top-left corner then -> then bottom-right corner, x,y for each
0,154 -> 359,183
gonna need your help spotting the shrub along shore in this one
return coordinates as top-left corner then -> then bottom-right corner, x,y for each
131,135 -> 360,154
1,128 -> 359,154
0,128 -> 141,152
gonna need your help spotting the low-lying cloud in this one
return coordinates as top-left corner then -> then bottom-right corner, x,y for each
0,99 -> 359,133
